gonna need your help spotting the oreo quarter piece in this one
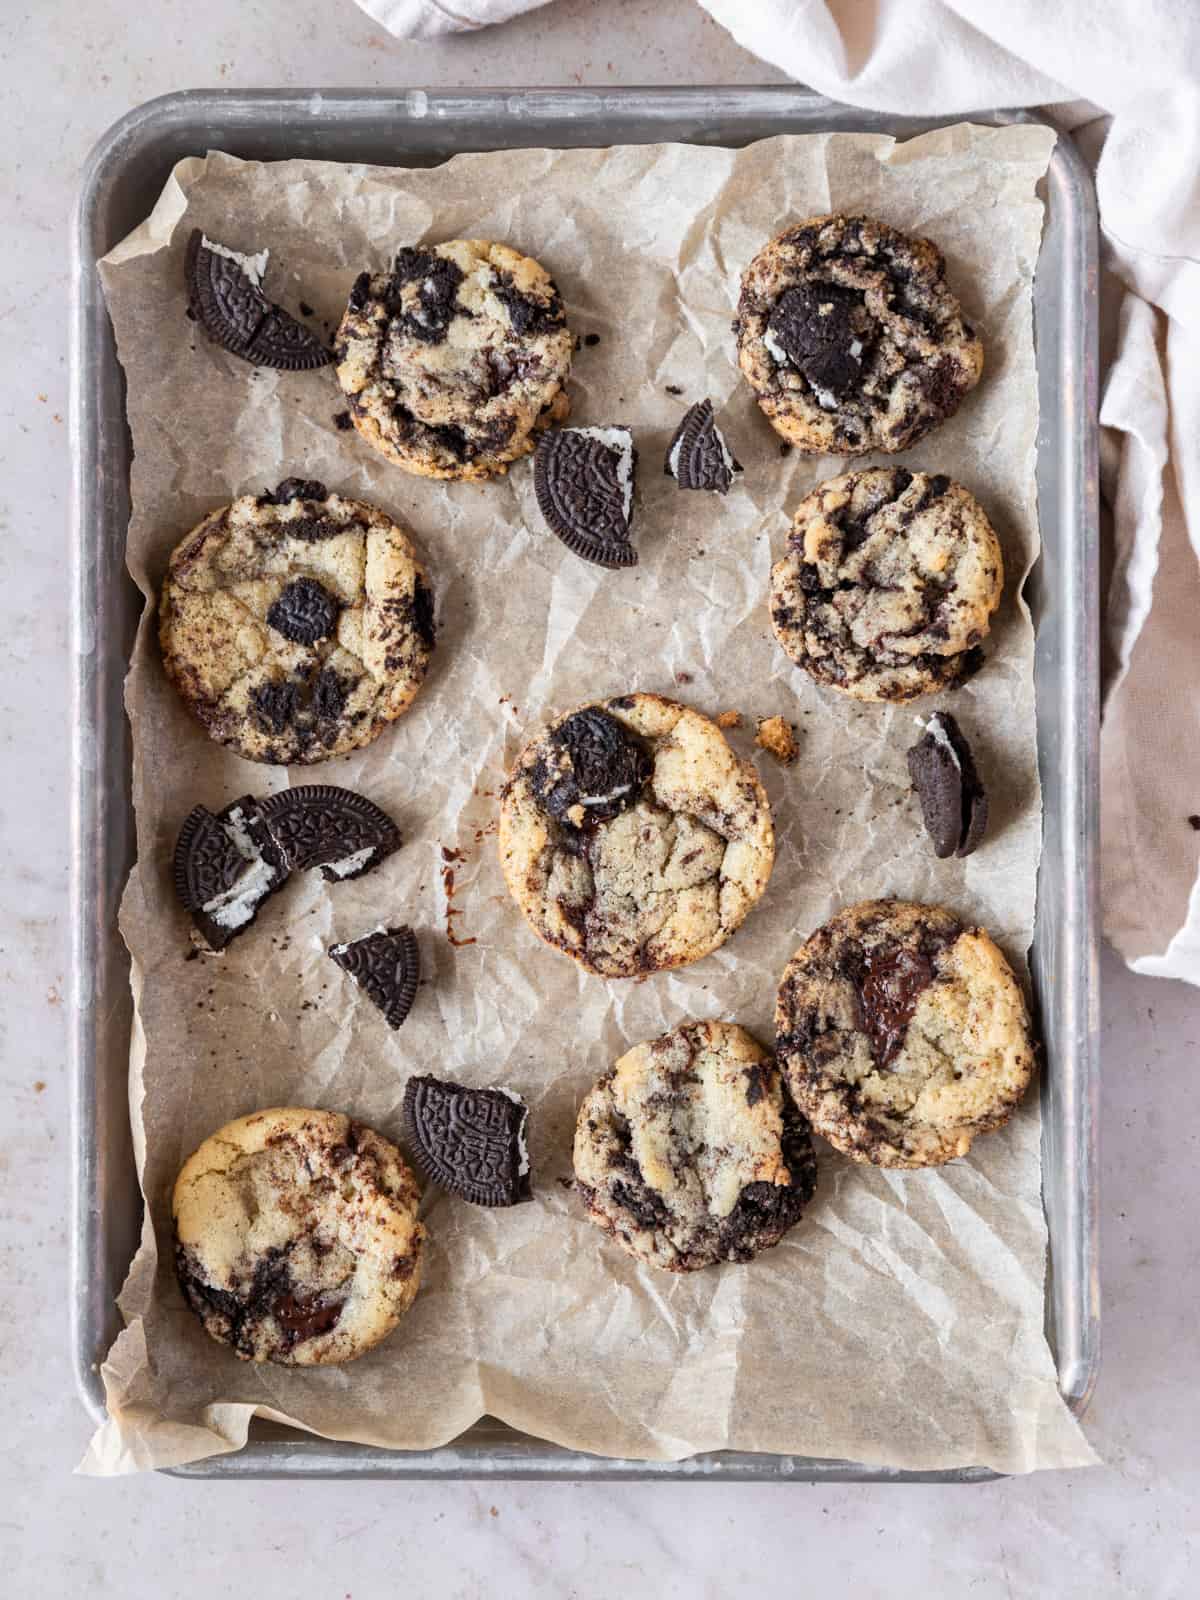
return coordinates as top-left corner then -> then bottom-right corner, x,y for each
906,711 -> 989,858
664,399 -> 741,493
186,230 -> 334,371
259,786 -> 401,882
329,925 -> 420,1029
533,426 -> 638,568
173,795 -> 287,951
403,1075 -> 532,1208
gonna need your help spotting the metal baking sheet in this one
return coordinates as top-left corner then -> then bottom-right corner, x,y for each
70,86 -> 1099,1482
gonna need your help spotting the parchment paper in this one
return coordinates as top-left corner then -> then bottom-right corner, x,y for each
81,125 -> 1097,1475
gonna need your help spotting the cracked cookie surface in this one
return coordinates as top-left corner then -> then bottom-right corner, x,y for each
735,214 -> 983,455
172,1107 -> 425,1365
769,466 -> 1003,702
158,484 -> 435,763
498,693 -> 774,978
334,238 -> 573,481
573,1020 -> 817,1272
775,900 -> 1034,1169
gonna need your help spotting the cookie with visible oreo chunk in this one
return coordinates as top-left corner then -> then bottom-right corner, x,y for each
329,925 -> 420,1029
769,467 -> 1003,702
172,1107 -> 424,1365
403,1075 -> 532,1207
334,239 -> 573,481
735,215 -> 983,455
158,483 -> 435,763
906,711 -> 989,858
534,426 -> 637,568
572,1021 -> 816,1272
664,399 -> 741,494
775,900 -> 1034,1169
185,231 -> 333,371
499,692 -> 774,978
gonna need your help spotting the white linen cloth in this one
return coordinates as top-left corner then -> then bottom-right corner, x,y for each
355,0 -> 1200,984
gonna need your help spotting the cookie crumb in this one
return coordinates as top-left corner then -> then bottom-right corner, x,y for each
716,710 -> 742,729
1189,815 -> 1200,831
33,1081 -> 46,1093
755,715 -> 798,765
333,410 -> 353,431
665,383 -> 683,395
584,332 -> 601,347
779,441 -> 793,457
674,670 -> 694,685
298,300 -> 315,318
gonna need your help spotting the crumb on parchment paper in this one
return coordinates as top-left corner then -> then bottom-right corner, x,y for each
755,715 -> 798,765
715,710 -> 742,729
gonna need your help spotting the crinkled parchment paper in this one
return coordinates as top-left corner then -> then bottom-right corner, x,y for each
81,125 -> 1096,1474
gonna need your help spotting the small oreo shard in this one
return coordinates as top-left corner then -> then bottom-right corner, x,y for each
173,795 -> 287,951
185,230 -> 334,371
664,399 -> 741,493
533,426 -> 638,568
906,711 -> 989,859
403,1074 -> 532,1208
259,785 -> 401,882
329,925 -> 420,1029
531,707 -> 651,824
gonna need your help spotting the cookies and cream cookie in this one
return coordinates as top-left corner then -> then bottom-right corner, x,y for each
498,693 -> 774,978
172,1107 -> 425,1365
775,900 -> 1035,1169
573,1020 -> 817,1272
334,239 -> 573,480
769,467 -> 1003,702
158,479 -> 435,764
735,214 -> 983,455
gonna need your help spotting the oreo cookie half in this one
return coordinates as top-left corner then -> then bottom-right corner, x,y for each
185,230 -> 334,372
906,711 -> 989,858
173,795 -> 288,951
328,925 -> 420,1029
258,786 -> 401,882
533,426 -> 638,568
664,399 -> 741,494
403,1074 -> 532,1208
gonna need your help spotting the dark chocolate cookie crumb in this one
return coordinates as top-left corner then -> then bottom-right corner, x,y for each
584,332 -> 601,347
333,410 -> 353,431
403,1075 -> 532,1208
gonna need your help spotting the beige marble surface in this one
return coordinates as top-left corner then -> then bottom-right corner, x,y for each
2,0 -> 1197,1591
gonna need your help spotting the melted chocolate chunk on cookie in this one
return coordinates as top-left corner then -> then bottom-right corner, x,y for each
260,478 -> 328,506
176,1242 -> 344,1356
403,1075 -> 532,1208
389,246 -> 465,345
534,427 -> 638,568
491,270 -> 566,337
906,711 -> 989,859
185,230 -> 334,371
272,1290 -> 345,1347
767,281 -> 864,399
329,925 -> 420,1029
266,577 -> 340,645
250,678 -> 303,735
532,707 -> 651,824
259,785 -> 401,882
664,398 -> 741,494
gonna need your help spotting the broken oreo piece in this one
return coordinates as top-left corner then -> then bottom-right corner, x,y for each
531,707 -> 651,824
764,281 -> 865,403
906,711 -> 989,859
329,925 -> 420,1029
664,399 -> 741,494
533,426 -> 638,568
258,786 -> 401,882
265,577 -> 341,645
173,795 -> 287,951
403,1074 -> 532,1208
185,230 -> 334,371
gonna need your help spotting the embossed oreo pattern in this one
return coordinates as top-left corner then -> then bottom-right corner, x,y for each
185,231 -> 333,371
403,1076 -> 532,1208
329,925 -> 420,1029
